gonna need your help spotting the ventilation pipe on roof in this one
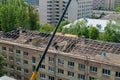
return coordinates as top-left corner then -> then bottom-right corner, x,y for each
102,51 -> 107,57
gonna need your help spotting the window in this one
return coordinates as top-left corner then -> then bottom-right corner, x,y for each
58,68 -> 64,74
47,1 -> 52,3
40,55 -> 45,60
10,65 -> 14,70
68,71 -> 74,77
4,71 -> 7,75
115,72 -> 120,78
90,66 -> 97,72
2,47 -> 6,51
48,66 -> 54,72
49,57 -> 54,63
40,64 -> 45,70
78,74 -> 85,80
10,73 -> 14,78
24,77 -> 29,80
55,1 -> 59,3
3,55 -> 7,59
24,60 -> 28,65
32,57 -> 36,63
68,61 -> 74,67
89,76 -> 97,80
3,63 -> 7,67
9,48 -> 13,53
17,67 -> 21,72
32,66 -> 36,71
58,59 -> 64,65
48,76 -> 54,80
16,58 -> 21,64
102,69 -> 111,76
16,50 -> 20,55
24,69 -> 29,74
78,64 -> 85,70
23,51 -> 28,56
17,75 -> 21,80
40,73 -> 45,79
9,56 -> 14,61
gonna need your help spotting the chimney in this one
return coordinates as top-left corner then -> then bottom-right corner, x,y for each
81,36 -> 85,46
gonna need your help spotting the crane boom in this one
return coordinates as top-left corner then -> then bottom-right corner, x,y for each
30,0 -> 71,80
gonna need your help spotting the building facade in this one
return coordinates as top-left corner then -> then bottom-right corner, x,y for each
25,0 -> 39,5
93,0 -> 120,10
0,30 -> 120,80
39,0 -> 93,25
115,0 -> 120,9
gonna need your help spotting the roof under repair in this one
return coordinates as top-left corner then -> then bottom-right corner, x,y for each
0,30 -> 120,66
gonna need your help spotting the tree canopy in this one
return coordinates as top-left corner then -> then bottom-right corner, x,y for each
60,19 -> 120,43
99,20 -> 120,42
115,6 -> 120,12
40,23 -> 54,33
57,20 -> 70,32
0,0 -> 40,32
89,26 -> 99,39
62,20 -> 89,37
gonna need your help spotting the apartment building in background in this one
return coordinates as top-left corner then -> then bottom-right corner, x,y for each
39,0 -> 93,25
0,30 -> 120,80
25,0 -> 39,5
93,0 -> 105,10
115,0 -> 120,9
93,0 -> 120,10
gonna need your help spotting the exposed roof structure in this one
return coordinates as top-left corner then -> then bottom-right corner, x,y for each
102,13 -> 120,20
0,30 -> 120,66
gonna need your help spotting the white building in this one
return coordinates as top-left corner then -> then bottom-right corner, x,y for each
39,0 -> 93,25
0,76 -> 16,80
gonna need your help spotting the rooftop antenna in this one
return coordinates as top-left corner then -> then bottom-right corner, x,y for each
30,0 -> 71,80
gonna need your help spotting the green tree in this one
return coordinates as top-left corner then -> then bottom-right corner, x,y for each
78,26 -> 89,38
89,27 -> 99,39
115,6 -> 120,12
62,20 -> 89,37
98,6 -> 102,10
100,21 -> 120,42
40,23 -> 54,33
57,20 -> 70,32
98,32 -> 106,41
62,27 -> 69,34
68,24 -> 76,34
74,20 -> 88,37
0,0 -> 40,32
28,5 -> 40,30
0,0 -> 18,32
62,23 -> 75,34
74,21 -> 81,35
0,55 -> 4,77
